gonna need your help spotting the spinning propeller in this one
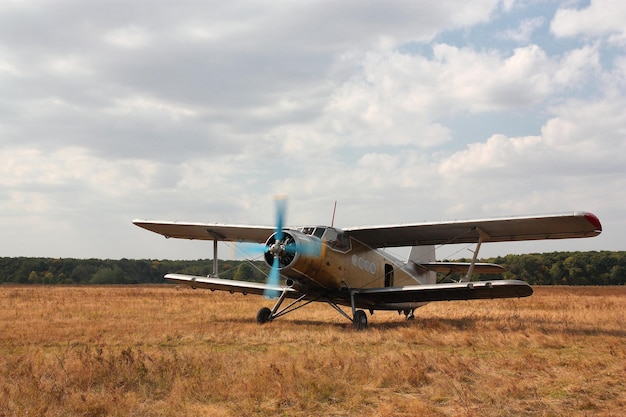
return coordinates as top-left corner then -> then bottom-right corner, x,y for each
264,196 -> 288,299
256,196 -> 321,299
233,197 -> 324,298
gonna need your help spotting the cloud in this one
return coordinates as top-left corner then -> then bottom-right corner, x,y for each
0,0 -> 622,258
499,16 -> 544,43
275,42 -> 600,155
0,0 -> 504,160
103,25 -> 152,49
551,0 -> 626,44
436,91 -> 626,218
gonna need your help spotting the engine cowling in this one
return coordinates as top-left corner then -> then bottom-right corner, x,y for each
263,230 -> 321,271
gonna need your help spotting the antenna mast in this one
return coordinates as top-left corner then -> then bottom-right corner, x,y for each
331,200 -> 337,227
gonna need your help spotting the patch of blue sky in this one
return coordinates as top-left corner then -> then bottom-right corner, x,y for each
397,1 -> 584,57
440,108 -> 546,147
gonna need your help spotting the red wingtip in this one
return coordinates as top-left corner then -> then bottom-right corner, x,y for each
584,212 -> 602,232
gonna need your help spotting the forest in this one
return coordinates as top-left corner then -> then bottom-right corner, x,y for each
0,258 -> 269,285
0,251 -> 624,286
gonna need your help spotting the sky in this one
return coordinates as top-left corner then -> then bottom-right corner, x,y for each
1,0 -> 624,261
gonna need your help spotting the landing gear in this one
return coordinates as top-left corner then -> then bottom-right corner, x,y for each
256,307 -> 272,324
353,310 -> 368,330
255,286 -> 371,330
255,290 -> 315,325
404,309 -> 415,321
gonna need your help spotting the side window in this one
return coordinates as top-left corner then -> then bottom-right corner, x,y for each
323,229 -> 351,252
334,232 -> 350,251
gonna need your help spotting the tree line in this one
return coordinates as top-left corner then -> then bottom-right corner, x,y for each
0,251 -> 624,286
0,258 -> 269,285
465,251 -> 626,286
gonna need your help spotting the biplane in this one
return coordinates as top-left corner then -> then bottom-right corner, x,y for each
133,200 -> 601,329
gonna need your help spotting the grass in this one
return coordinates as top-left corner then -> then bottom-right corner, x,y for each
0,285 -> 624,416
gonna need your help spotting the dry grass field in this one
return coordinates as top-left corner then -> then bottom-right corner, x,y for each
0,285 -> 624,417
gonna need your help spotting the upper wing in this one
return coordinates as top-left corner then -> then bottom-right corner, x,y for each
133,220 -> 275,243
355,279 -> 533,304
342,211 -> 602,248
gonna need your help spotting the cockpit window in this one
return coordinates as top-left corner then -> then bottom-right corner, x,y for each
298,226 -> 351,252
322,228 -> 351,252
300,227 -> 315,235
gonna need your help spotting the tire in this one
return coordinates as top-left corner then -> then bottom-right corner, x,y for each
353,310 -> 368,330
256,307 -> 272,324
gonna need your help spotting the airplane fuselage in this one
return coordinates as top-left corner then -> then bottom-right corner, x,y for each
268,226 -> 435,311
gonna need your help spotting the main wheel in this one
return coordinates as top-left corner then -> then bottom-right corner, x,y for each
353,310 -> 368,330
256,307 -> 272,324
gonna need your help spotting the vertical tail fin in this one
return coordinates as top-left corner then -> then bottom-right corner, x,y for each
408,245 -> 435,263
408,245 -> 436,285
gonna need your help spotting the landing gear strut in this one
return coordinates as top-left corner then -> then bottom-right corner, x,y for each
255,287 -> 371,330
256,289 -> 318,324
348,288 -> 368,330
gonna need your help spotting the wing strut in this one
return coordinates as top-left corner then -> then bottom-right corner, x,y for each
212,239 -> 218,276
206,231 -> 221,277
463,228 -> 490,282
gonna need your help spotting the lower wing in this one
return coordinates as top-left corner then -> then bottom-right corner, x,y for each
164,273 -> 302,298
354,280 -> 532,303
418,262 -> 504,274
165,273 -> 531,304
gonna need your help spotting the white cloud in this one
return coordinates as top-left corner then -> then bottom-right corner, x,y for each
46,55 -> 94,77
438,134 -> 542,176
435,91 -> 626,221
0,147 -> 160,197
0,0 -> 622,258
0,59 -> 20,77
499,0 -> 517,13
551,0 -> 626,44
440,93 -> 626,176
499,16 -> 544,43
103,25 -> 152,49
105,95 -> 198,120
542,97 -> 626,164
292,42 -> 599,154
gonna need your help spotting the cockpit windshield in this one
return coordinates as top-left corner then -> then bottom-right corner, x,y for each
299,226 -> 351,252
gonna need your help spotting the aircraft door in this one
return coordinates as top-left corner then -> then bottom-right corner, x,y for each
384,263 -> 394,287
